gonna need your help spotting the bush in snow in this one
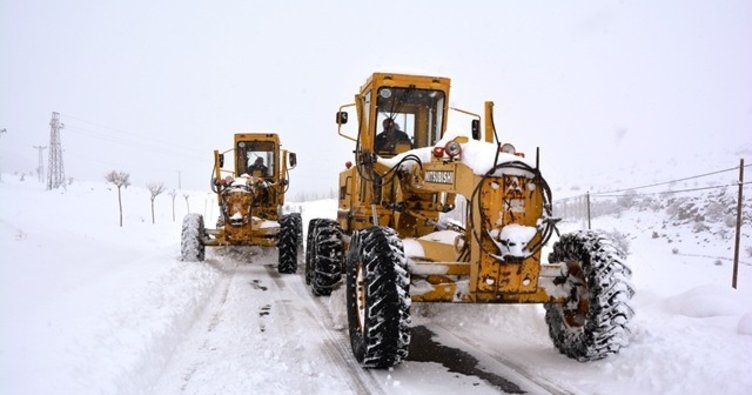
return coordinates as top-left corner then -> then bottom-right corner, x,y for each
692,221 -> 710,233
603,229 -> 631,255
616,189 -> 638,208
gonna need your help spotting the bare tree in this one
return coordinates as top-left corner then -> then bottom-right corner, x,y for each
105,170 -> 130,227
147,182 -> 166,224
168,189 -> 177,222
183,193 -> 190,212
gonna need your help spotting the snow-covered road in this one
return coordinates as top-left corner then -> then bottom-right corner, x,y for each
152,247 -> 376,394
153,247 -> 568,395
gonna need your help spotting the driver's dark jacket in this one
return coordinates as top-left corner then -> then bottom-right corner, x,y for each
375,130 -> 412,152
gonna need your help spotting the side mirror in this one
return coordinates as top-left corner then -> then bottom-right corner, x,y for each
289,152 -> 297,168
471,119 -> 480,140
336,111 -> 349,125
219,154 -> 225,167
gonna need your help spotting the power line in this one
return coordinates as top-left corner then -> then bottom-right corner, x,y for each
592,181 -> 752,198
61,113 -> 208,157
63,124 -> 205,160
591,164 -> 750,196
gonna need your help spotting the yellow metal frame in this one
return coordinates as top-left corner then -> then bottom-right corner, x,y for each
207,132 -> 295,247
337,72 -> 561,305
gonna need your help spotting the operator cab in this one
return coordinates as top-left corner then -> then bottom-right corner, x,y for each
236,140 -> 275,179
372,86 -> 446,157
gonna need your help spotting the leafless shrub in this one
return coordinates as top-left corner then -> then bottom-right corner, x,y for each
105,170 -> 130,227
147,182 -> 166,224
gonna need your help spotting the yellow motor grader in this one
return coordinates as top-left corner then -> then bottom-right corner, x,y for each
181,132 -> 302,274
306,73 -> 635,368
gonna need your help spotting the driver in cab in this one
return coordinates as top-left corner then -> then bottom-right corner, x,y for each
375,118 -> 412,154
248,157 -> 269,177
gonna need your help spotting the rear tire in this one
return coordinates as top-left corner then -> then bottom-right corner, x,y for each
544,230 -> 635,362
289,212 -> 303,262
346,226 -> 411,368
181,213 -> 205,262
277,214 -> 298,274
307,219 -> 343,296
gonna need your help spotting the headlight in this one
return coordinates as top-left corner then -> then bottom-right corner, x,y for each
499,143 -> 516,155
444,140 -> 462,159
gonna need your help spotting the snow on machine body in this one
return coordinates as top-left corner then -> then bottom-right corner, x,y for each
181,132 -> 302,274
305,72 -> 635,368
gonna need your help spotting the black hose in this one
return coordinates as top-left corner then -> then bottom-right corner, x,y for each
468,160 -> 556,260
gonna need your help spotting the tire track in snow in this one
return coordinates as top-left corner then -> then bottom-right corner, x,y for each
154,249 -> 363,394
265,263 -> 387,395
283,263 -> 564,394
176,258 -> 236,393
430,324 -> 581,395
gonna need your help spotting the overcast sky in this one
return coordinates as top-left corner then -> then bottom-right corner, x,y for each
1,0 -> 750,199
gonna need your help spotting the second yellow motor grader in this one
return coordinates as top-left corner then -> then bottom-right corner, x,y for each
306,73 -> 635,368
181,132 -> 301,274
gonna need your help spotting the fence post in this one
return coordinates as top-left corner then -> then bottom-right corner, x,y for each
732,158 -> 745,289
586,191 -> 592,230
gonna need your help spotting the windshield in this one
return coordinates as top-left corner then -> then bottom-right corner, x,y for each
236,140 -> 275,177
375,87 -> 445,150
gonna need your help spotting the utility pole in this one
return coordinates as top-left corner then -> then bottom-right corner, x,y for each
0,128 -> 6,182
47,112 -> 66,190
33,145 -> 47,183
732,158 -> 745,289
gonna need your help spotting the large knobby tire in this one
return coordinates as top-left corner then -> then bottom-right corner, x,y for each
181,213 -> 205,262
305,219 -> 322,285
289,212 -> 303,261
277,214 -> 298,274
544,230 -> 635,362
346,227 -> 411,368
308,219 -> 344,296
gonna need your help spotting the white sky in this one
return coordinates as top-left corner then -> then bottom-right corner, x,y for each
1,0 -> 751,197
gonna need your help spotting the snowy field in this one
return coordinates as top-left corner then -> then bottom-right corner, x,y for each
1,174 -> 751,395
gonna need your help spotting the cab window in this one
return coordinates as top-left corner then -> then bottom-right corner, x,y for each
374,87 -> 446,150
236,141 -> 275,177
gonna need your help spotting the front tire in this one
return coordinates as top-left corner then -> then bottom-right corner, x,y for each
544,230 -> 635,362
346,227 -> 411,368
181,213 -> 205,261
308,219 -> 343,296
277,214 -> 298,274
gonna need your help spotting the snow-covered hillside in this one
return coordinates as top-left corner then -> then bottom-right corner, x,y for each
1,174 -> 751,395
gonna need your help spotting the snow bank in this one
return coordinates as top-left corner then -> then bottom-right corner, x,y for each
738,313 -> 752,335
0,178 -> 222,394
662,284 -> 747,318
